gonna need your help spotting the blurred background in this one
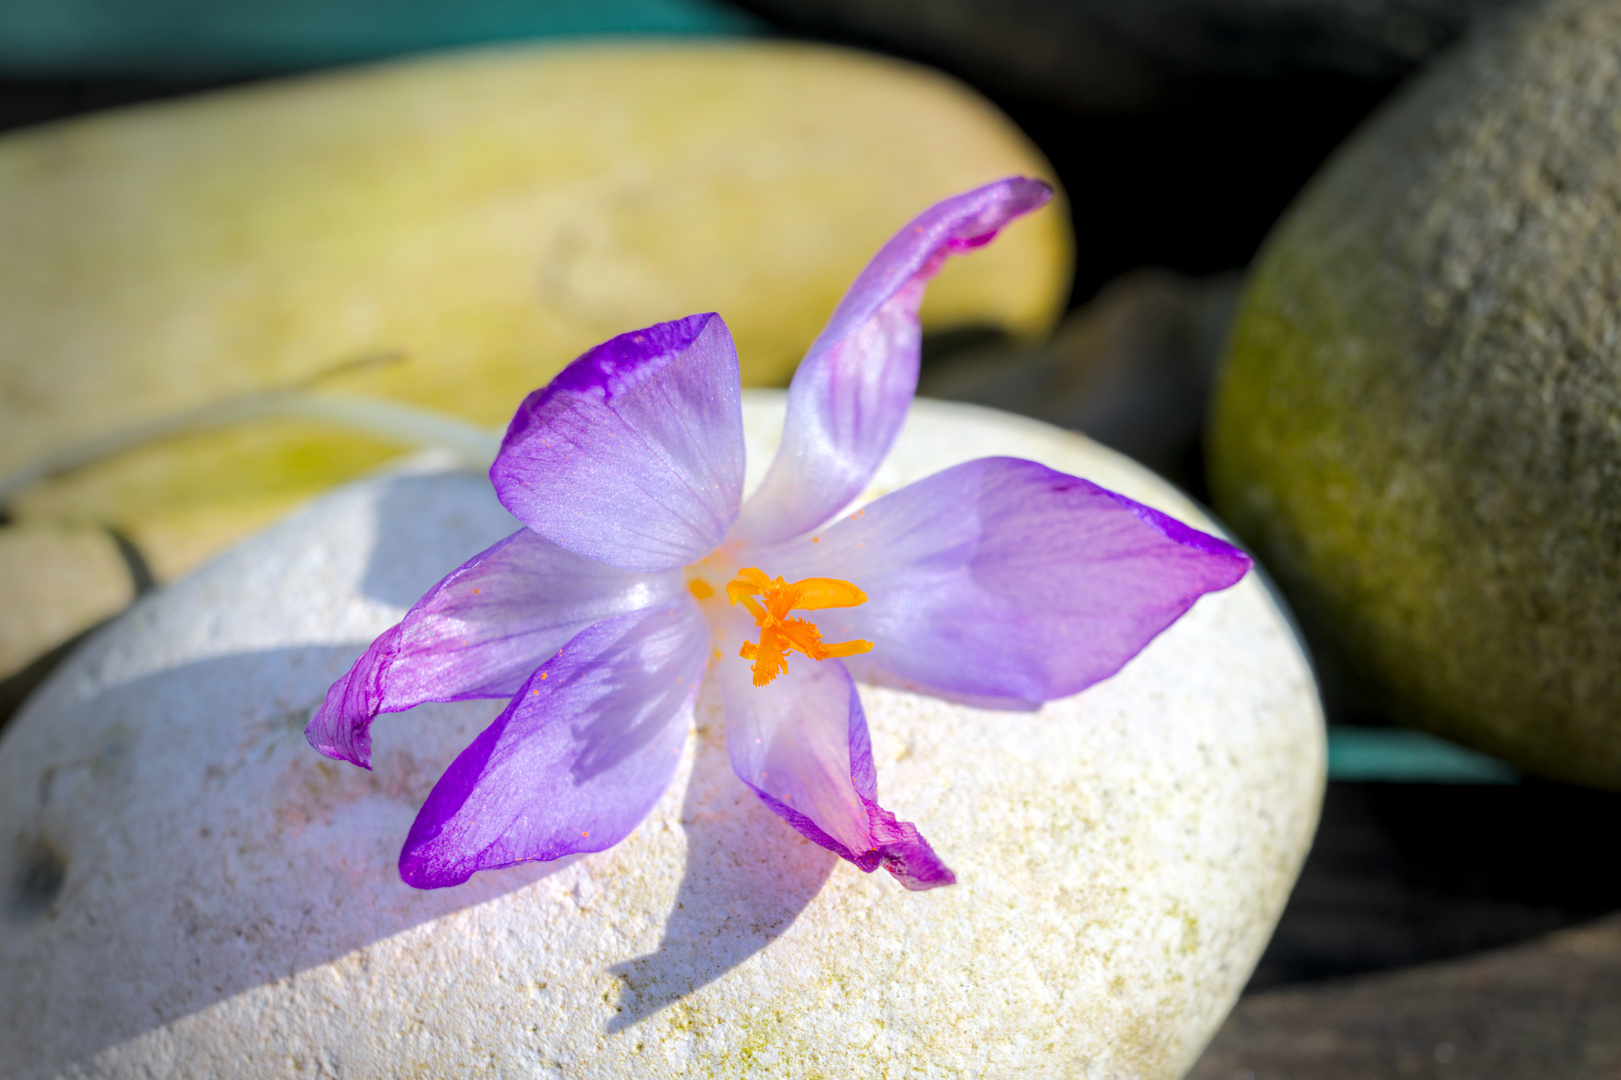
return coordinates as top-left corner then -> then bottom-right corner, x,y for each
3,1 -> 1618,1075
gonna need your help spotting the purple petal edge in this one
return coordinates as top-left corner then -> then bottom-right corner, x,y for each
306,624 -> 403,769
398,604 -> 707,889
761,456 -> 1253,709
1108,490 -> 1253,563
745,787 -> 956,892
304,528 -> 672,770
491,312 -> 745,572
505,314 -> 713,421
734,177 -> 1055,546
741,667 -> 955,891
806,177 -> 1055,365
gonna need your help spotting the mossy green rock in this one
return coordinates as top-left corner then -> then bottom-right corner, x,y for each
1210,0 -> 1621,788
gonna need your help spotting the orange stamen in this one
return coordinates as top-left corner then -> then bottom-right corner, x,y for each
725,567 -> 874,686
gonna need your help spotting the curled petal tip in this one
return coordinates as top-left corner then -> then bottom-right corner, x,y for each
736,176 -> 1056,545
720,658 -> 956,890
304,655 -> 386,771
1010,174 -> 1056,202
947,175 -> 1056,243
308,739 -> 374,772
865,799 -> 956,891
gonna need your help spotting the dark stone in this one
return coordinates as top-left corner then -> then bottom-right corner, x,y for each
731,0 -> 1524,111
920,268 -> 1239,493
1191,914 -> 1621,1079
1210,0 -> 1621,788
0,74 -> 242,136
1249,781 -> 1621,992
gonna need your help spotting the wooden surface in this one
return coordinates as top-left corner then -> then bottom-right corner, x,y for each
1189,781 -> 1621,1078
1192,916 -> 1621,1080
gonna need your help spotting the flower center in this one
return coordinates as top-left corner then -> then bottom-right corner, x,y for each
722,566 -> 874,687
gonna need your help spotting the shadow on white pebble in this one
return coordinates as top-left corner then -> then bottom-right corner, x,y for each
0,394 -> 1324,1079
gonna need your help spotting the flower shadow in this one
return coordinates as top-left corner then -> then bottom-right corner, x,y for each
358,470 -> 520,609
2,643 -> 567,1070
358,470 -> 837,1030
568,650 -> 696,783
606,712 -> 837,1033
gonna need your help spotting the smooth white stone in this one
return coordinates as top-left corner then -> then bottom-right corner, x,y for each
0,393 -> 1324,1080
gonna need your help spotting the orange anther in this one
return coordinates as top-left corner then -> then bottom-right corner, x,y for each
725,567 -> 874,686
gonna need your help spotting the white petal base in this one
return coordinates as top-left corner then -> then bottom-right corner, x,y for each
0,394 -> 1323,1080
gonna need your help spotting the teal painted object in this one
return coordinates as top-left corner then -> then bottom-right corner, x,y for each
1327,726 -> 1519,784
0,0 -> 761,76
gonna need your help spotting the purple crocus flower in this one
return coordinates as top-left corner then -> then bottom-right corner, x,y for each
306,177 -> 1251,892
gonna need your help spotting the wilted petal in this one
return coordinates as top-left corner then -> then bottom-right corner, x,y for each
306,528 -> 679,769
764,457 -> 1252,707
713,634 -> 954,890
492,313 -> 745,572
735,178 -> 1054,545
399,604 -> 710,889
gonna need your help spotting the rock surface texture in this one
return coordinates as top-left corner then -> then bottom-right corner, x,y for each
1209,0 -> 1621,789
1,395 -> 1322,1079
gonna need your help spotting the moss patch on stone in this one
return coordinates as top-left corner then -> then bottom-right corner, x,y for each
1210,0 -> 1621,787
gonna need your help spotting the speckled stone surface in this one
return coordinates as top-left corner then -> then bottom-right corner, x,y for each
1210,0 -> 1621,788
1,394 -> 1323,1079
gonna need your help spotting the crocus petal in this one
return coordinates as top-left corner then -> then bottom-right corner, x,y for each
713,634 -> 954,890
491,313 -> 745,572
398,603 -> 709,889
763,457 -> 1252,708
306,528 -> 679,769
734,177 -> 1055,545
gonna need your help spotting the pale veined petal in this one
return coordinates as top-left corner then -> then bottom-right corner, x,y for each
734,177 -> 1054,545
760,456 -> 1251,707
712,616 -> 954,890
306,527 -> 680,769
492,313 -> 745,572
399,603 -> 710,889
